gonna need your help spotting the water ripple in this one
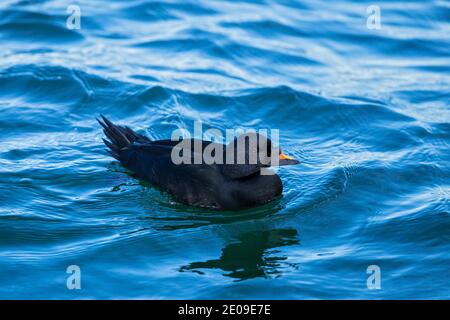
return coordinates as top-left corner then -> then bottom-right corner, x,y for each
0,0 -> 449,299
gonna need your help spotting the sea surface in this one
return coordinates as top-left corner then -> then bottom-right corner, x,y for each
0,0 -> 449,299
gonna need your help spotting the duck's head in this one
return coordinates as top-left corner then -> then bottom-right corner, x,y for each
221,132 -> 300,179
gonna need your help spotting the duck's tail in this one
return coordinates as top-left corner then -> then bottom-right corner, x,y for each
97,115 -> 150,160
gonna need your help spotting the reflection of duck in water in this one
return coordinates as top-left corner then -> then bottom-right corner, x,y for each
98,116 -> 299,211
179,228 -> 299,281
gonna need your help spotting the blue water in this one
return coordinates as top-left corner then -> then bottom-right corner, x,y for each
0,0 -> 449,299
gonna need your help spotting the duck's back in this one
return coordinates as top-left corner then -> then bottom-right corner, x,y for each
119,141 -> 226,208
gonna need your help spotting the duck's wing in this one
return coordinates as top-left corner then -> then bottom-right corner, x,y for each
98,118 -> 226,207
117,139 -> 218,171
120,142 -> 223,207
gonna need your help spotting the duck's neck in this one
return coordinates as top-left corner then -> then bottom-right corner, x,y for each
231,173 -> 283,208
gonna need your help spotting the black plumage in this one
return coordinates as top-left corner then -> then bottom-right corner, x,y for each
98,115 -> 299,211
